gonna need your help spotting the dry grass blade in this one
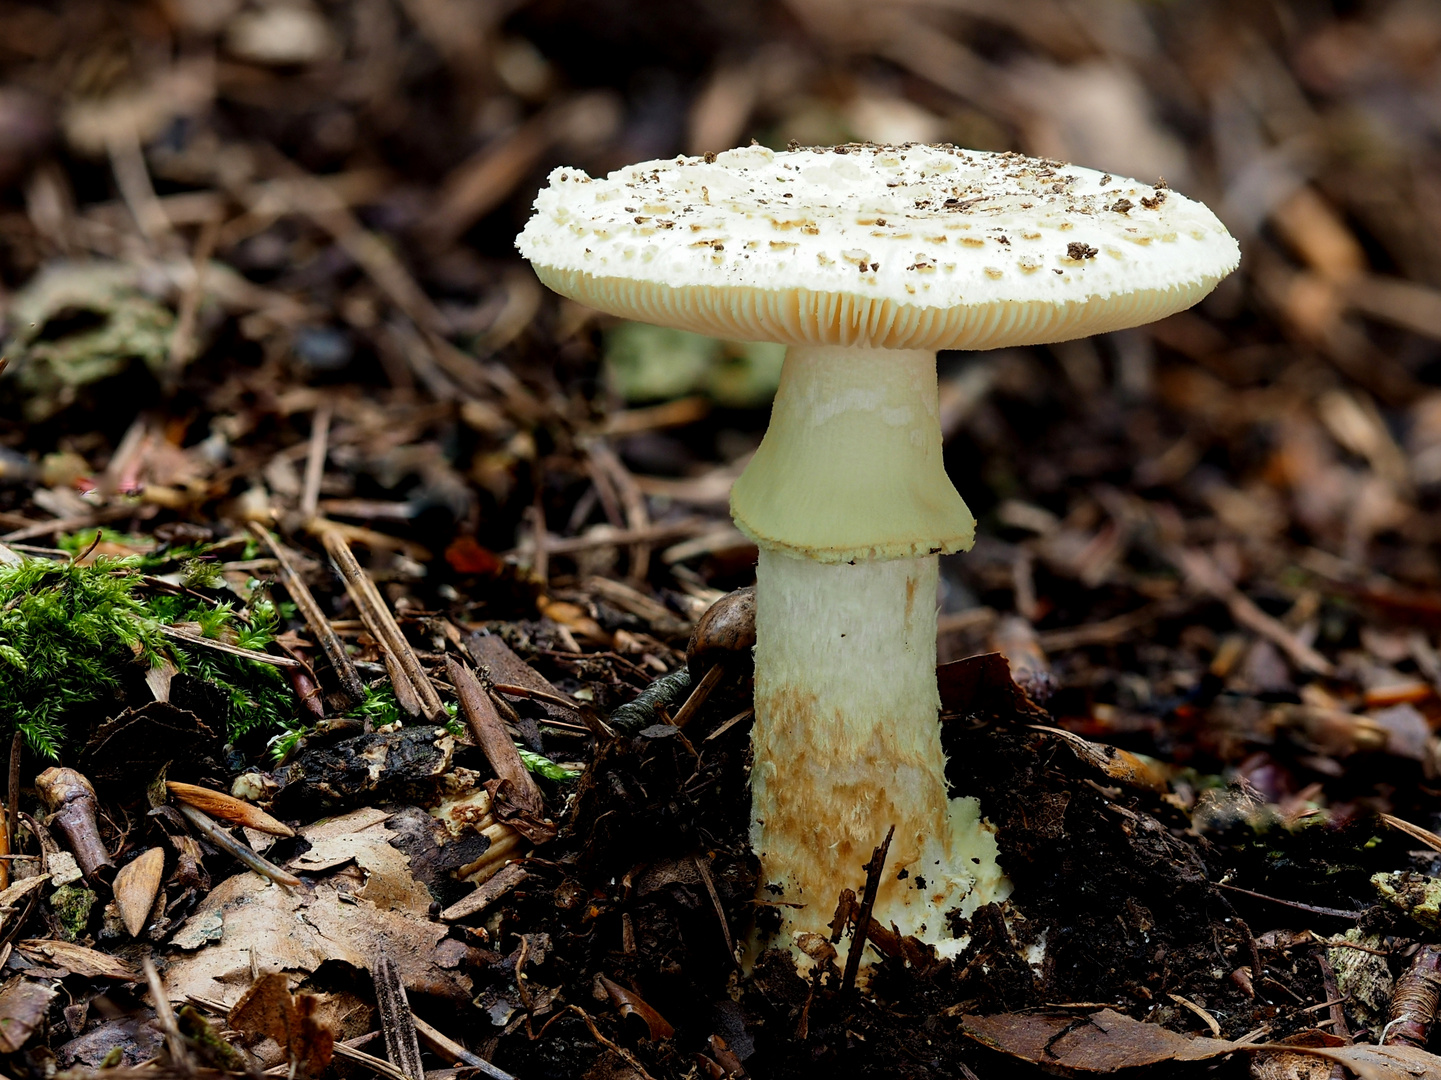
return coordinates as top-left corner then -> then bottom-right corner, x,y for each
323,529 -> 446,722
250,524 -> 365,706
156,625 -> 300,669
300,401 -> 332,522
1379,813 -> 1441,854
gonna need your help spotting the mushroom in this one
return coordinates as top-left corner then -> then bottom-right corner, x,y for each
517,143 -> 1239,961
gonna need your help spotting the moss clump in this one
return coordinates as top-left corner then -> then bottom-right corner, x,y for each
0,553 -> 296,755
50,883 -> 97,941
177,1006 -> 248,1070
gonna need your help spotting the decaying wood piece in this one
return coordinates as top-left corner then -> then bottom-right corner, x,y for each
36,768 -> 113,882
273,725 -> 454,815
439,863 -> 528,923
373,953 -> 424,1080
251,524 -> 364,707
1384,943 -> 1441,1048
446,656 -> 553,843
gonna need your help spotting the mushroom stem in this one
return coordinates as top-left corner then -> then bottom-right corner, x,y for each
734,345 -> 1007,957
750,548 -> 1008,950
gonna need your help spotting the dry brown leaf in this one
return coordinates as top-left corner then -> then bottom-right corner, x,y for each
959,1009 -> 1441,1080
162,866 -> 469,1009
0,977 -> 58,1052
597,974 -> 675,1041
113,846 -> 165,937
229,972 -> 334,1076
168,781 -> 294,837
284,807 -> 433,915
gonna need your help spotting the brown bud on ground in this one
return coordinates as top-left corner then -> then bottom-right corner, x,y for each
687,585 -> 756,681
167,782 -> 294,837
113,847 -> 165,937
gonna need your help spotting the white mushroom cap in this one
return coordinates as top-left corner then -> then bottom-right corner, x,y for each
516,143 -> 1239,350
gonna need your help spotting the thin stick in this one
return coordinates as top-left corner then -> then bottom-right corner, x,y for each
374,953 -> 425,1080
525,503 -> 549,585
1316,952 -> 1350,1042
586,441 -> 651,580
106,127 -> 171,241
384,652 -> 423,717
1215,881 -> 1363,920
412,1014 -> 518,1080
323,530 -> 446,722
250,525 -> 364,706
531,519 -> 709,556
300,402 -> 333,522
671,663 -> 724,729
693,853 -> 737,967
156,625 -> 300,669
842,825 -> 895,994
332,1042 -> 411,1080
1170,547 -> 1334,675
175,804 -> 301,889
490,682 -> 583,713
0,506 -> 137,543
0,732 -> 17,893
143,958 -> 194,1077
166,215 -> 221,386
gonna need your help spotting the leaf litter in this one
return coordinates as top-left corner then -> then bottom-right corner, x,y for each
3,0 -> 1441,1078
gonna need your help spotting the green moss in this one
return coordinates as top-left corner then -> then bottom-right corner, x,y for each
50,883 -> 97,940
177,1006 -> 246,1070
0,554 -> 296,754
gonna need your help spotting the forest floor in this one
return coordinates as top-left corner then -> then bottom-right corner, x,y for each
4,0 -> 1441,1077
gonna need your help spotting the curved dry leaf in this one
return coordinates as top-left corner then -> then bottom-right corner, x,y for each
229,972 -> 334,1076
114,846 -> 165,938
598,974 -> 674,1041
168,782 -> 294,837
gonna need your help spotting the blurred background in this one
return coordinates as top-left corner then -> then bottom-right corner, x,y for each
3,0 -> 1441,784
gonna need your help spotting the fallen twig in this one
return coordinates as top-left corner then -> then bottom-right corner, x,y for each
156,625 -> 300,669
323,529 -> 446,722
174,804 -> 301,889
374,953 -> 425,1080
250,524 -> 364,706
842,825 -> 895,993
